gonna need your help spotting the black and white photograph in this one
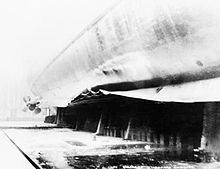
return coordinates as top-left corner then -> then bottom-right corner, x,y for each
0,0 -> 220,168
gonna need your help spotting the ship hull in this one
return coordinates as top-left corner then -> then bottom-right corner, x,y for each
31,0 -> 220,106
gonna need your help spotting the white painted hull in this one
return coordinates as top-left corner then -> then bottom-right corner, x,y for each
31,0 -> 220,106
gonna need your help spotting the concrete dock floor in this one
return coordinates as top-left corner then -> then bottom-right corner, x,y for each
3,127 -> 220,169
0,130 -> 36,169
1,121 -> 220,169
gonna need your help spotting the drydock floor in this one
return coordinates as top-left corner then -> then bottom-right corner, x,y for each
0,130 -> 37,169
0,121 -> 220,169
